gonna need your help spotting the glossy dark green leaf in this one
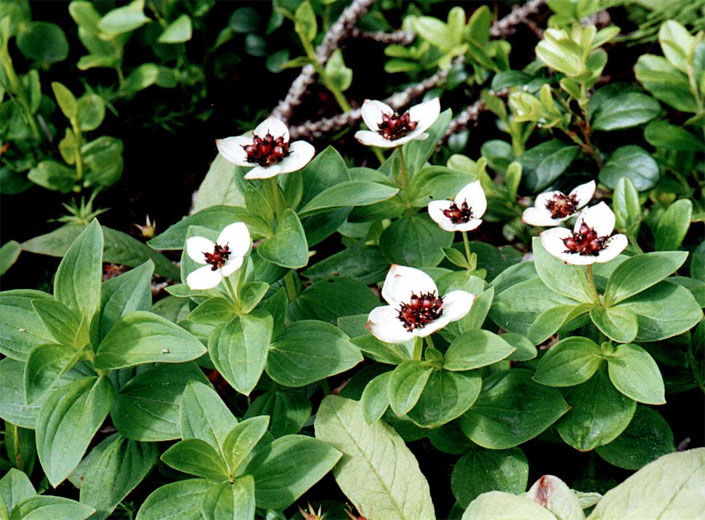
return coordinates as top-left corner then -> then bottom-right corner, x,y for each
644,120 -> 705,151
534,336 -> 603,387
591,91 -> 661,131
388,361 -> 434,416
299,181 -> 398,216
654,199 -> 692,251
590,306 -> 639,343
519,140 -> 579,193
9,495 -> 94,520
607,343 -> 665,404
407,370 -> 482,428
379,214 -> 452,268
599,145 -> 659,191
303,245 -> 389,285
287,278 -> 380,323
603,252 -> 688,305
244,389 -> 312,437
444,330 -> 515,371
17,21 -> 68,64
635,55 -> 697,112
532,238 -> 592,302
360,371 -> 392,424
161,439 -> 230,481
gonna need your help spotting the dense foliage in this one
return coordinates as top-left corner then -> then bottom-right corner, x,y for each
1,0 -> 704,519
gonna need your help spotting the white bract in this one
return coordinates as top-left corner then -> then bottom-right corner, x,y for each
367,265 -> 475,344
523,180 -> 596,227
185,222 -> 251,290
355,98 -> 441,148
428,180 -> 487,232
216,117 -> 315,180
540,202 -> 628,265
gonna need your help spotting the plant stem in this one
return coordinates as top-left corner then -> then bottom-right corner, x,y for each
71,119 -> 84,183
585,264 -> 601,305
301,38 -> 352,113
412,336 -> 423,361
284,270 -> 298,302
462,231 -> 473,269
425,335 -> 435,351
266,177 -> 286,220
397,146 -> 408,198
223,276 -> 239,306
0,49 -> 41,141
373,147 -> 386,165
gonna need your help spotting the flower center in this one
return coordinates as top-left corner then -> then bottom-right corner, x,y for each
562,222 -> 607,256
203,243 -> 231,270
396,291 -> 444,332
545,193 -> 578,219
243,133 -> 290,167
442,201 -> 473,223
378,111 -> 418,140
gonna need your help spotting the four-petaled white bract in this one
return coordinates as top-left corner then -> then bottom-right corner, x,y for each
367,265 -> 475,344
522,180 -> 596,227
186,222 -> 251,290
216,117 -> 315,180
355,98 -> 441,148
540,202 -> 628,265
428,180 -> 487,232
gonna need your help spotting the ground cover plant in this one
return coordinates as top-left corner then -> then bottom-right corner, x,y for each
1,0 -> 704,518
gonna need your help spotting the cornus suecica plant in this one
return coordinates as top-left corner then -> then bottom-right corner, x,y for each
216,117 -> 315,179
366,265 -> 475,344
1,3 -> 705,520
522,180 -> 596,227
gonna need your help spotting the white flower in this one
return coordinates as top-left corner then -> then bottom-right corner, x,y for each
523,180 -> 596,227
366,265 -> 475,344
540,202 -> 628,265
185,223 -> 251,290
355,98 -> 441,148
216,117 -> 315,180
428,180 -> 487,232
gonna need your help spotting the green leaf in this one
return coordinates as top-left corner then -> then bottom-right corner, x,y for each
161,439 -> 229,481
36,376 -> 115,486
303,245 -> 389,285
17,21 -> 68,65
616,281 -> 703,342
0,290 -> 54,361
635,55 -> 697,112
407,370 -> 482,428
79,435 -> 158,520
556,368 -> 636,451
158,14 -> 192,43
0,469 -> 36,516
27,161 -> 76,193
599,145 -> 659,191
462,491 -> 558,520
613,177 -> 641,234
95,311 -> 206,369
444,330 -> 516,371
24,224 -> 178,279
388,361 -> 434,416
245,434 -> 341,510
53,220 -> 103,320
536,29 -> 583,76
607,343 -> 665,404
527,303 -> 592,346
193,155 -> 247,211
258,209 -> 309,269
603,252 -> 688,305
451,447 -> 528,508
100,261 -> 153,339
294,1 -> 316,42
180,381 -> 238,452
588,449 -> 705,519
136,479 -> 212,520
658,20 -> 695,73
31,299 -> 84,348
112,363 -> 208,441
76,93 -> 105,132
379,214 -> 452,268
24,343 -> 78,404
244,389 -> 312,437
0,240 -> 21,276
324,49 -> 352,92
266,320 -> 362,387
315,395 -> 435,520
532,238 -> 593,303
288,278 -> 380,324
299,181 -> 398,216
460,369 -> 570,449
591,92 -> 661,131
402,109 -> 452,175
519,139 -> 579,193
223,416 -> 269,475
410,16 -> 454,51
201,477 -> 255,520
534,336 -> 603,387
0,359 -> 47,428
51,82 -> 77,120
644,120 -> 705,151
98,0 -> 150,36
589,306 -> 638,343
208,312 -> 272,395
654,199 -> 692,251
82,136 -> 124,188
9,495 -> 94,520
361,371 -> 392,424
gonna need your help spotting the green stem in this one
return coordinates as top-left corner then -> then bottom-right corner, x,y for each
462,231 -> 473,270
585,264 -> 601,305
71,119 -> 84,183
373,147 -> 386,165
425,335 -> 435,351
412,336 -> 423,361
301,39 -> 351,113
0,49 -> 41,141
397,146 -> 408,200
266,177 -> 286,220
628,233 -> 644,254
284,270 -> 298,302
223,276 -> 239,306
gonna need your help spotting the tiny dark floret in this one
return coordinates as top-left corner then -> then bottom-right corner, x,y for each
203,243 -> 231,270
442,201 -> 473,224
378,111 -> 418,140
243,132 -> 290,166
545,193 -> 578,219
562,222 -> 607,256
396,291 -> 444,332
